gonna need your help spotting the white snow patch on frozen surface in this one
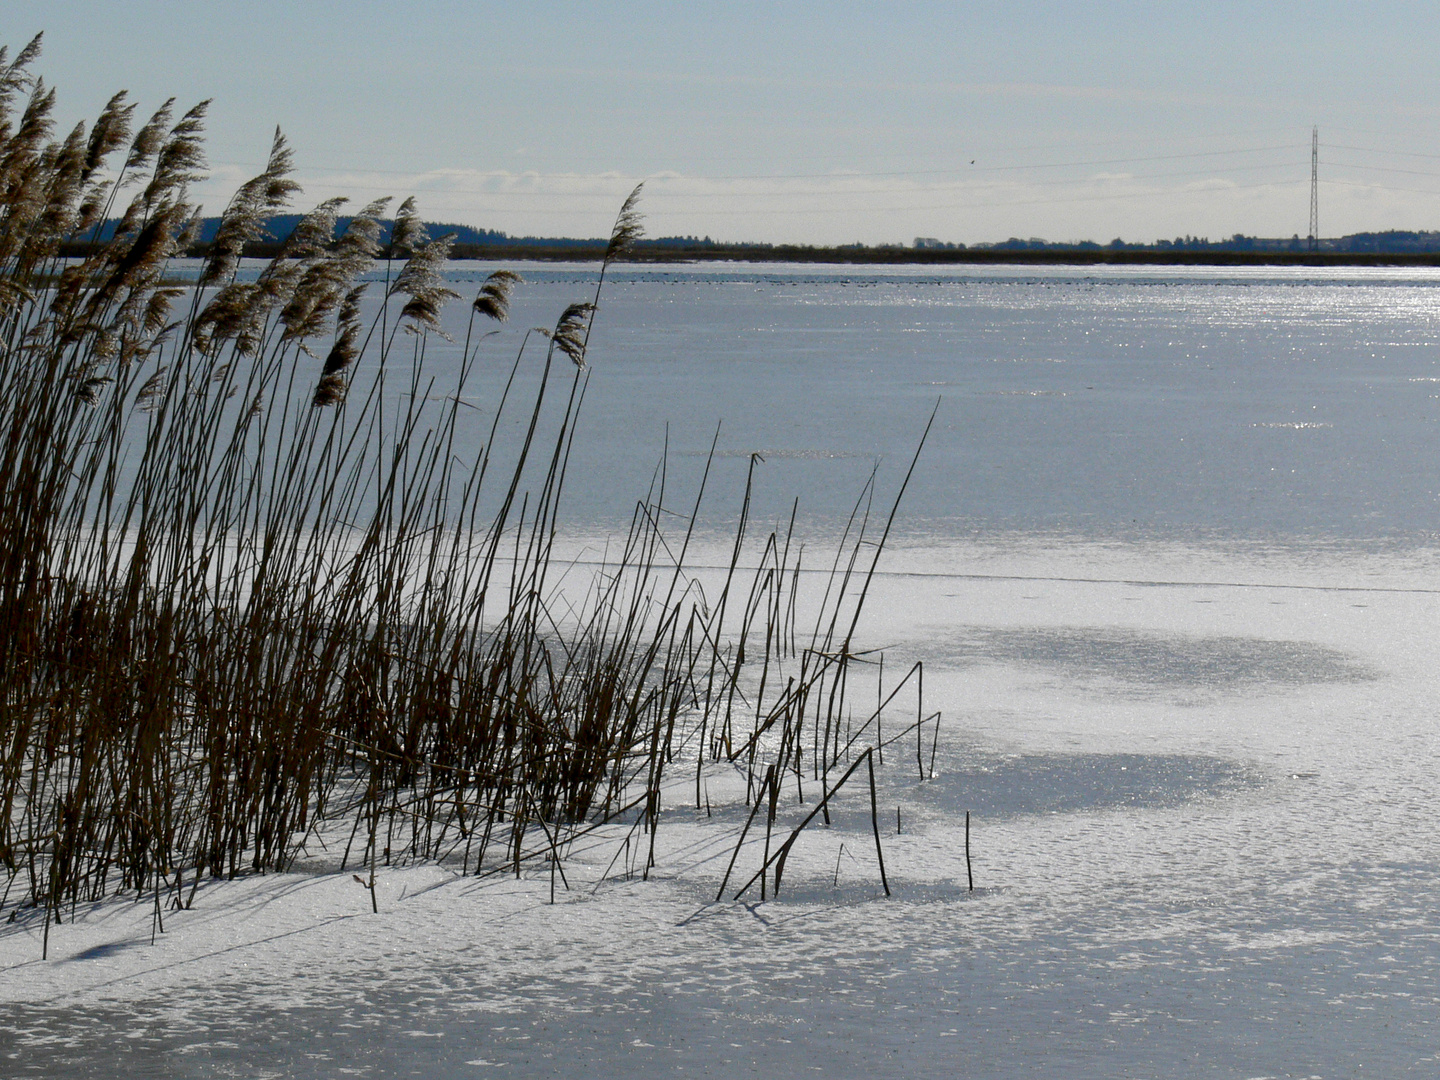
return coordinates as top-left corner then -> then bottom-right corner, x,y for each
4,539 -> 1440,1078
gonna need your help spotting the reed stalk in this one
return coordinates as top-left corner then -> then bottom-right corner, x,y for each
0,39 -> 926,934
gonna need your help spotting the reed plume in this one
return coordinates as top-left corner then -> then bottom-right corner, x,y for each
472,268 -> 521,322
605,181 -> 644,263
389,194 -> 426,257
547,301 -> 594,366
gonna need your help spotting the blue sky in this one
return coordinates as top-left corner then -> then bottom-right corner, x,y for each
9,2 -> 1440,244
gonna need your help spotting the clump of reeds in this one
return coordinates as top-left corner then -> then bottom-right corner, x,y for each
0,36 -> 932,949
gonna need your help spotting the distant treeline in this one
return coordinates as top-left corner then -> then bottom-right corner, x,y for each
62,213 -> 718,259
920,230 -> 1440,256
55,216 -> 1440,265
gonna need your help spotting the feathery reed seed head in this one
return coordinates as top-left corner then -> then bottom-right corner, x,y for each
124,98 -> 173,174
472,269 -> 522,322
201,128 -> 299,286
392,231 -> 460,337
549,302 -> 595,367
83,91 -> 133,181
605,182 -> 645,263
390,195 -> 426,257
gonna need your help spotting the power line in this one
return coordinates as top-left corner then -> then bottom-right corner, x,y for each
1323,176 -> 1440,197
1323,142 -> 1440,162
962,144 -> 1302,173
1318,159 -> 1440,180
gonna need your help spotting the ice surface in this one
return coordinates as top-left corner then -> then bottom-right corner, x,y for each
5,264 -> 1440,1077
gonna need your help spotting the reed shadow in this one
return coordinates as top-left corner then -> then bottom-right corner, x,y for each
922,750 -> 1259,817
903,626 -> 1374,692
65,939 -> 145,962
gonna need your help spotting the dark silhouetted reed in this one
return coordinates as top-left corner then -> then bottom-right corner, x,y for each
0,38 -> 927,947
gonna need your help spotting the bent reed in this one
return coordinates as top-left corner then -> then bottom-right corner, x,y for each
0,37 -> 929,947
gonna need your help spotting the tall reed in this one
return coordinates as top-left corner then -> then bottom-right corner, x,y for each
0,37 -> 928,941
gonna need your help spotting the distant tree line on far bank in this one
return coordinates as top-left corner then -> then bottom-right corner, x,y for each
56,215 -> 1440,264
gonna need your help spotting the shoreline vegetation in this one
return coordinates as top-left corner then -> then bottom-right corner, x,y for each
58,220 -> 1440,269
0,34 -> 932,956
433,246 -> 1440,267
58,238 -> 1440,268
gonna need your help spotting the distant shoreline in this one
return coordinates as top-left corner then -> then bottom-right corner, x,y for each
64,212 -> 1440,268
55,240 -> 1440,268
452,246 -> 1440,268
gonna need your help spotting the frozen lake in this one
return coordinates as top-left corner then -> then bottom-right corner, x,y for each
470,259 -> 1440,541
5,262 -> 1440,1077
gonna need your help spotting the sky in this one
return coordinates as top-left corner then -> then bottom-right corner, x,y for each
8,1 -> 1440,246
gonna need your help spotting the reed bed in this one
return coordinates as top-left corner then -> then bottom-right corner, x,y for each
0,36 -> 933,949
